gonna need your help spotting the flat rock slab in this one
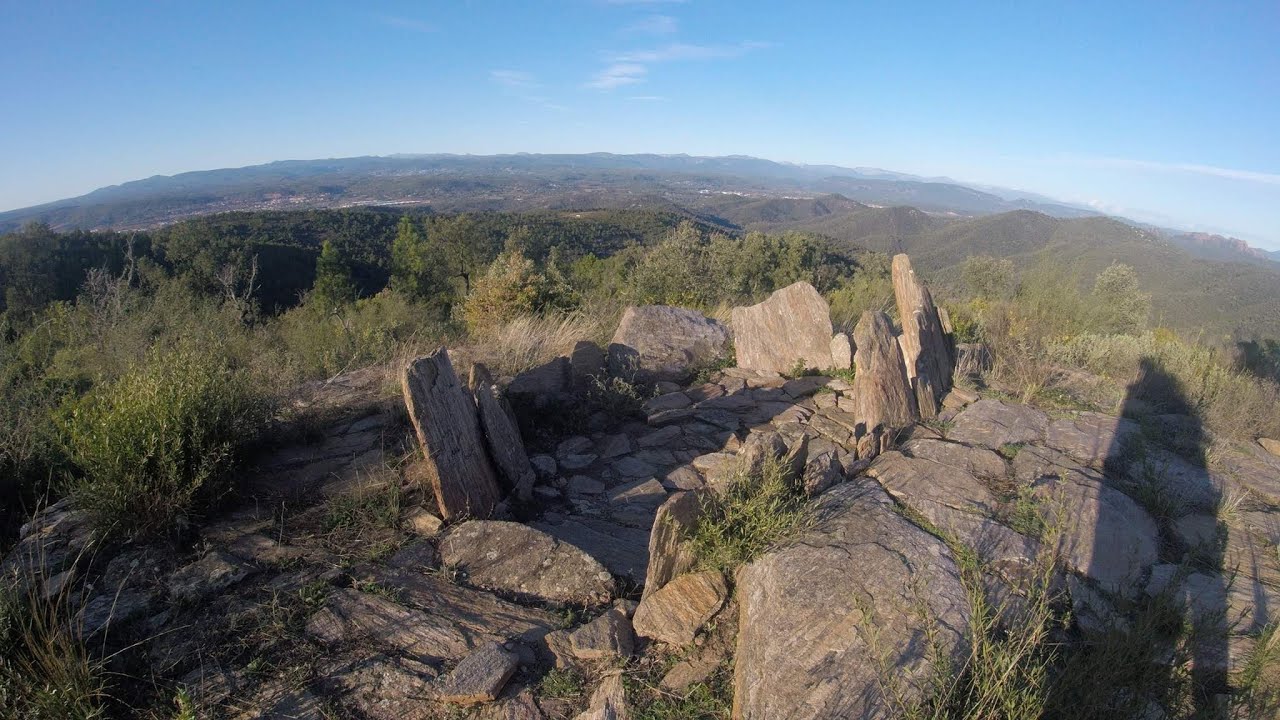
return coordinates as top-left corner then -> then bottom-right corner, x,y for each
732,282 -> 839,373
900,439 -> 1008,481
312,570 -> 558,663
947,400 -> 1048,450
436,642 -> 519,706
1044,413 -> 1141,469
532,517 -> 651,584
1014,446 -> 1158,597
733,481 -> 970,720
168,550 -> 253,603
318,653 -> 439,720
440,521 -> 615,605
633,570 -> 727,647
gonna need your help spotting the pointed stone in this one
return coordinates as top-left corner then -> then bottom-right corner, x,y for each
471,363 -> 535,503
851,311 -> 918,460
892,254 -> 953,412
403,349 -> 503,520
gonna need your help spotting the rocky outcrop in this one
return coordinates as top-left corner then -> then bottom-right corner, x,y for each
850,311 -> 917,460
733,481 -> 970,719
439,521 -> 615,605
403,349 -> 504,520
731,282 -> 842,373
892,254 -> 952,417
608,305 -> 731,382
948,399 -> 1048,450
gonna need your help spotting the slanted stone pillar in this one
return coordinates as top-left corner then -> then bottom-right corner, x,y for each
470,363 -> 535,503
851,311 -> 918,460
402,349 -> 503,520
891,254 -> 953,419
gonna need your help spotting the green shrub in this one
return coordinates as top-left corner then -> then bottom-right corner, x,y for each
60,344 -> 269,535
691,456 -> 810,573
460,250 -> 576,333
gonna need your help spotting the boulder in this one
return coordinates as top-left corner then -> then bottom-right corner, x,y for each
471,364 -> 535,503
570,340 -> 606,389
731,282 -> 840,373
607,306 -> 731,382
733,481 -> 970,719
948,400 -> 1048,451
507,356 -> 571,399
403,350 -> 504,520
568,607 -> 635,660
892,254 -> 952,416
436,642 -> 519,706
439,521 -> 614,605
850,311 -> 918,460
632,570 -> 728,646
531,517 -> 651,585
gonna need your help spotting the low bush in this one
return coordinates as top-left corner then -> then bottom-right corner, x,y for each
59,343 -> 270,536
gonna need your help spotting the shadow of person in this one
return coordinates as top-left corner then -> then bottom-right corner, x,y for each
1106,356 -> 1229,716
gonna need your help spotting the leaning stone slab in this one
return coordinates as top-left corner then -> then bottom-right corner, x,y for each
573,673 -> 630,720
892,254 -> 952,416
608,305 -> 731,382
436,642 -> 519,706
471,364 -> 535,502
733,481 -> 969,720
403,349 -> 503,520
440,521 -> 614,605
731,282 -> 839,373
633,570 -> 727,647
643,491 -> 705,599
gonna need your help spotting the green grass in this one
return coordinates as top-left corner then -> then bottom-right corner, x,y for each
537,667 -> 587,701
689,456 -> 811,573
0,583 -> 108,720
629,669 -> 733,720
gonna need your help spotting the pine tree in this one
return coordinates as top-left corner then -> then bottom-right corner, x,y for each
311,239 -> 355,311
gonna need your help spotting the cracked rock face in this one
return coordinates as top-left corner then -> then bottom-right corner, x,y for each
947,399 -> 1048,450
733,481 -> 970,720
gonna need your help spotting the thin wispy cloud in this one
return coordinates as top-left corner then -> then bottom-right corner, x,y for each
1062,154 -> 1280,185
375,14 -> 435,33
586,41 -> 771,90
490,69 -> 540,89
586,63 -> 648,89
626,14 -> 678,34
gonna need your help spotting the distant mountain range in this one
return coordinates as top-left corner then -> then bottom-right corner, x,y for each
1,152 -> 1273,267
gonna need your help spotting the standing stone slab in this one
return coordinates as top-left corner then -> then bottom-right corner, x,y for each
892,254 -> 953,417
403,350 -> 503,520
440,521 -> 615,605
608,306 -> 731,382
731,282 -> 838,373
643,491 -> 705,599
850,311 -> 918,460
733,481 -> 969,720
471,364 -> 535,503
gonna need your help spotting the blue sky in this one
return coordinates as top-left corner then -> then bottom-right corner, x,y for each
2,1 -> 1278,247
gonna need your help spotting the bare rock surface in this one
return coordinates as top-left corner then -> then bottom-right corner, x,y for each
633,570 -> 727,646
733,481 -> 970,720
901,438 -> 1008,481
1043,412 -> 1141,468
608,305 -> 731,382
403,349 -> 503,520
435,641 -> 519,706
731,282 -> 840,373
948,399 -> 1048,450
168,550 -> 253,603
532,517 -> 651,584
569,607 -> 635,660
318,653 -> 439,720
439,521 -> 615,605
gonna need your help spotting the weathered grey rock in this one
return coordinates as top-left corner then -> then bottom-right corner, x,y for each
532,517 -> 650,584
567,475 -> 606,497
633,570 -> 727,646
573,673 -> 630,720
802,450 -> 843,497
830,333 -> 853,369
738,431 -> 787,475
608,306 -> 731,382
948,399 -> 1048,450
1015,446 -> 1158,597
318,654 -> 439,720
436,642 -> 519,705
662,466 -> 705,491
569,607 -> 635,660
643,392 -> 692,414
1127,448 -> 1226,514
850,311 -> 918,460
558,436 -> 593,458
1258,437 -> 1280,458
168,550 -> 252,603
648,408 -> 695,426
732,282 -> 839,373
901,439 -> 1008,481
508,356 -> 571,398
892,254 -> 952,416
1044,413 -> 1141,469
560,454 -> 598,472
472,364 -> 536,502
476,689 -> 547,720
612,456 -> 657,479
403,350 -> 504,520
733,481 -> 970,720
643,491 -> 704,599
79,588 -> 152,636
607,477 -> 667,508
598,434 -> 632,459
1173,513 -> 1221,554
570,340 -> 606,388
440,521 -> 614,605
530,454 -> 557,479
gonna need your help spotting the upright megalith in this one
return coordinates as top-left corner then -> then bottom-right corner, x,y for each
608,305 -> 732,382
402,349 -> 503,520
470,363 -> 535,503
851,311 -> 917,460
731,282 -> 841,373
891,254 -> 952,418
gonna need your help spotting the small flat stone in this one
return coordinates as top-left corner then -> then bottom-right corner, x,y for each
607,477 -> 667,507
662,466 -> 705,491
436,642 -> 519,706
598,434 -> 632,459
560,454 -> 599,471
403,507 -> 444,537
648,408 -> 695,426
783,376 -> 828,399
613,456 -> 658,478
558,436 -> 594,459
530,455 -> 558,479
643,392 -> 693,415
638,425 -> 683,448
